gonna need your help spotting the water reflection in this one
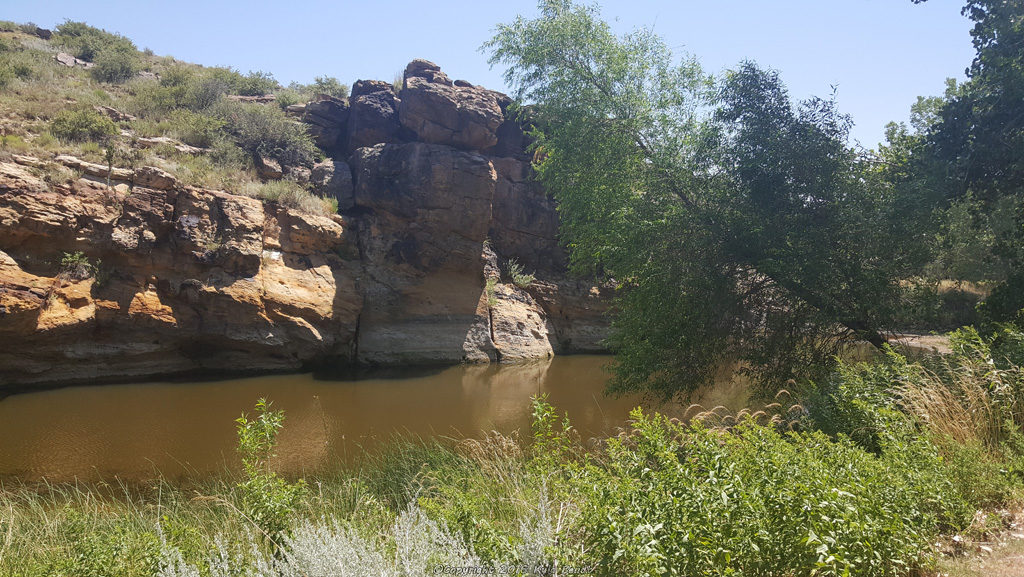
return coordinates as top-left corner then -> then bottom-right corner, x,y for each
0,356 -> 751,482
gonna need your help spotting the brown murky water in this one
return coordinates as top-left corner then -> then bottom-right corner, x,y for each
0,356 -> 751,482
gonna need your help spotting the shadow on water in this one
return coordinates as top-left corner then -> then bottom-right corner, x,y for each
0,355 -> 754,482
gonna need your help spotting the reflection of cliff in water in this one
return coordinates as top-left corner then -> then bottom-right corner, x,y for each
0,355 -> 757,482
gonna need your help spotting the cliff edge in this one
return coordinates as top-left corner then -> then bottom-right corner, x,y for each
0,60 -> 611,388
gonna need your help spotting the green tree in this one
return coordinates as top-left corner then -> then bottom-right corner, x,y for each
487,1 -> 919,398
907,0 -> 1024,323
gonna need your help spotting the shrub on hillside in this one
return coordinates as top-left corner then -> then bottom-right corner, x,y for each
90,43 -> 139,83
53,20 -> 136,62
234,70 -> 278,96
200,67 -> 278,96
129,64 -> 222,115
274,89 -> 303,110
0,38 -> 44,85
311,76 -> 349,99
214,100 -> 317,167
167,109 -> 226,148
49,108 -> 118,142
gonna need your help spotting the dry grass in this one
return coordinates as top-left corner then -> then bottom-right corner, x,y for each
683,388 -> 807,432
933,510 -> 1024,577
897,356 -> 1024,452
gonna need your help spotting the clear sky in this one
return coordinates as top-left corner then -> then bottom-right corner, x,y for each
5,0 -> 974,148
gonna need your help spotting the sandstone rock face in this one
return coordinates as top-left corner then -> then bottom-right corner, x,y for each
347,81 -> 403,152
398,62 -> 503,151
311,159 -> 354,210
0,59 -> 612,390
352,142 -> 498,364
527,280 -> 614,354
0,162 -> 362,387
133,166 -> 177,190
490,283 -> 553,361
302,96 -> 349,150
489,157 -> 565,274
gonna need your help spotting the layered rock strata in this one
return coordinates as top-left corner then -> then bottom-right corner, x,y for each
0,60 -> 610,389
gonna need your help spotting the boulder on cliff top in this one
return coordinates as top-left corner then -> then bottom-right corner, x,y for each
398,61 -> 503,152
346,81 -> 403,153
302,95 -> 349,150
403,59 -> 452,86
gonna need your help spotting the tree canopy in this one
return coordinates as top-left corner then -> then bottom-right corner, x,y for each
487,0 -> 925,398
896,0 -> 1024,323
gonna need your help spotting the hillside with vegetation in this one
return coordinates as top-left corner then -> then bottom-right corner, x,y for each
0,19 -> 346,213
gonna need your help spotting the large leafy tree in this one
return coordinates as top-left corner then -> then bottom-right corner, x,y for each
906,0 -> 1024,322
487,1 -> 921,398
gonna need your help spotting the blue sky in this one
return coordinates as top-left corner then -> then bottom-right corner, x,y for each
5,0 -> 974,147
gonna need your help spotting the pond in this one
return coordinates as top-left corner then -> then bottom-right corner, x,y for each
0,355 -> 753,482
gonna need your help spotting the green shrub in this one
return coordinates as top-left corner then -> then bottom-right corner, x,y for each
234,70 -> 278,96
89,43 -> 139,83
275,89 -> 303,110
0,134 -> 30,153
167,109 -> 225,148
49,108 -> 118,143
60,251 -> 100,280
128,65 -> 229,116
214,100 -> 317,167
0,41 -> 41,85
580,409 -> 960,576
896,279 -> 983,331
805,327 -> 1024,515
53,20 -> 136,62
234,398 -> 307,541
311,75 -> 349,98
802,351 -> 912,454
19,22 -> 40,36
506,258 -> 535,288
1,58 -> 35,82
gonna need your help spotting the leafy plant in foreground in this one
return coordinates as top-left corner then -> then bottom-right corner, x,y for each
234,398 -> 306,542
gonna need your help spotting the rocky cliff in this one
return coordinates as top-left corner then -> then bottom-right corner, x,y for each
0,60 -> 611,389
